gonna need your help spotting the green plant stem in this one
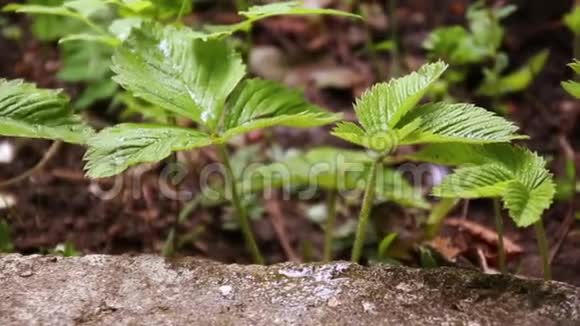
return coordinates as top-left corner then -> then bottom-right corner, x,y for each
218,144 -> 264,264
493,198 -> 506,274
323,190 -> 338,262
351,157 -> 380,263
176,0 -> 188,23
388,0 -> 400,77
574,35 -> 580,63
534,219 -> 551,281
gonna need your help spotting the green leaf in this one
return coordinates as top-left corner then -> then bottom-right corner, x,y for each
3,4 -> 76,18
426,143 -> 556,227
433,163 -> 514,198
57,41 -> 112,82
564,6 -> 580,35
0,79 -> 93,144
377,232 -> 398,258
563,81 -> 580,98
503,179 -> 555,227
73,79 -> 118,110
84,124 -> 212,178
353,61 -> 447,133
563,60 -> 580,99
220,79 -> 340,141
241,1 -> 360,20
111,23 -> 246,129
406,143 -> 492,166
477,50 -> 550,96
108,17 -> 142,41
4,0 -> 85,41
398,102 -> 524,144
59,33 -> 119,46
63,0 -> 109,17
5,0 -> 109,18
200,1 -> 360,40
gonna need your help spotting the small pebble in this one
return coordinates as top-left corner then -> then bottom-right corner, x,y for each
0,141 -> 14,163
219,285 -> 233,297
19,269 -> 33,278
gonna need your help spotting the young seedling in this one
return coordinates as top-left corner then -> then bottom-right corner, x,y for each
4,0 -> 153,109
330,61 -> 524,263
562,60 -> 580,98
410,143 -> 555,279
80,23 -> 340,264
177,146 -> 427,260
424,2 -> 549,108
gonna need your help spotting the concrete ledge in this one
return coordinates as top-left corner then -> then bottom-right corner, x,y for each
0,254 -> 578,325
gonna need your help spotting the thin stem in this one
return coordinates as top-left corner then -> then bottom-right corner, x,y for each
574,35 -> 580,62
493,198 -> 506,274
175,0 -> 189,23
351,157 -> 380,263
0,141 -> 61,188
534,219 -> 552,281
217,144 -> 264,264
323,190 -> 338,262
388,0 -> 400,77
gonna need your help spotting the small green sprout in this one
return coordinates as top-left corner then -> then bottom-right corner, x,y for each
410,143 -> 556,279
0,219 -> 14,253
424,2 -> 548,106
562,60 -> 580,98
330,61 -> 523,263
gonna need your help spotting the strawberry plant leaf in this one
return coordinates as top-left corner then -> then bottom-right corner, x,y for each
427,143 -> 555,227
84,124 -> 212,178
220,79 -> 341,141
562,60 -> 580,99
503,179 -> 555,227
0,79 -> 93,144
564,6 -> 580,35
240,1 -> 361,20
353,61 -> 447,133
477,50 -> 550,96
433,163 -> 514,198
111,23 -> 246,129
398,102 -> 524,144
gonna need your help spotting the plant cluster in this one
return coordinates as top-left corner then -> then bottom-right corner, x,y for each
423,2 -> 549,107
0,0 -> 565,280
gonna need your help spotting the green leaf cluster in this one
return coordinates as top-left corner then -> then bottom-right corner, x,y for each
331,61 -> 523,153
85,23 -> 340,177
201,1 -> 360,39
564,6 -> 580,35
0,79 -> 93,144
423,2 -> 514,65
410,143 -> 555,227
423,2 -> 548,99
562,60 -> 580,98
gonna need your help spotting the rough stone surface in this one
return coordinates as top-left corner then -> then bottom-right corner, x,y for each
0,254 -> 579,325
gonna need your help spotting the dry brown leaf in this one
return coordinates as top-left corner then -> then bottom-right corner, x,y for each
445,218 -> 523,255
428,236 -> 463,261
